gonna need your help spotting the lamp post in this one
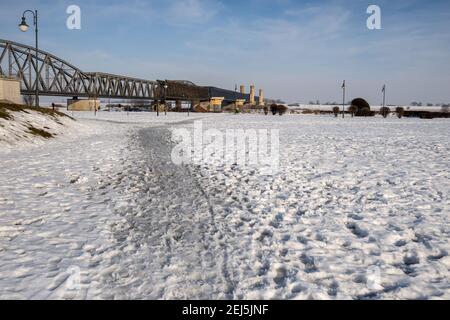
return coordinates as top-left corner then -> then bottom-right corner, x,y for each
341,80 -> 346,119
19,10 -> 39,108
164,83 -> 168,116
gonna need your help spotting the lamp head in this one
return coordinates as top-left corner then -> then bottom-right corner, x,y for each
19,17 -> 29,32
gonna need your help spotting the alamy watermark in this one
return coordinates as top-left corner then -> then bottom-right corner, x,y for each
366,265 -> 383,291
171,121 -> 280,175
65,265 -> 81,291
367,5 -> 382,30
64,5 -> 379,31
66,5 -> 81,30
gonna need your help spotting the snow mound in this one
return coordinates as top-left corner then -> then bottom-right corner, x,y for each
0,104 -> 78,152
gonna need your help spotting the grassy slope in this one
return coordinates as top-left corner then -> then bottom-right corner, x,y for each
0,102 -> 74,140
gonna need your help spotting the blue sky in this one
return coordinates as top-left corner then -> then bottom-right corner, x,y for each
1,0 -> 450,104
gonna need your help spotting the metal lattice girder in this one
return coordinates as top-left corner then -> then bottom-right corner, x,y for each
0,39 -> 157,100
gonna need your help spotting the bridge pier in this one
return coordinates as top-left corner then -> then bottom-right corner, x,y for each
67,98 -> 100,111
209,97 -> 225,113
0,77 -> 21,104
235,99 -> 246,111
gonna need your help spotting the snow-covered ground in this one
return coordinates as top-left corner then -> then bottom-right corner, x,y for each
289,104 -> 447,112
0,111 -> 449,299
0,108 -> 81,153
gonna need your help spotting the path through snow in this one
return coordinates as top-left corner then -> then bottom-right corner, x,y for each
1,113 -> 449,299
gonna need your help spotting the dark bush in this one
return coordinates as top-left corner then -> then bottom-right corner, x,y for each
360,107 -> 373,117
348,105 -> 357,117
396,107 -> 405,118
380,107 -> 391,118
332,106 -> 340,117
270,104 -> 278,115
351,98 -> 371,116
278,105 -> 288,116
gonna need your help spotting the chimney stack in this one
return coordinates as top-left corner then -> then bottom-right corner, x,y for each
259,89 -> 264,105
250,85 -> 255,104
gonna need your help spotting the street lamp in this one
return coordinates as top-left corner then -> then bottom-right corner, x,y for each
164,83 -> 168,116
19,10 -> 39,108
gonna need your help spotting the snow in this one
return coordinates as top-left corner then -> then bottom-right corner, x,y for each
0,109 -> 83,153
0,111 -> 449,299
290,104 -> 446,112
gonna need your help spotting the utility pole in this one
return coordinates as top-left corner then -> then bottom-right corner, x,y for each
342,80 -> 346,118
382,84 -> 386,109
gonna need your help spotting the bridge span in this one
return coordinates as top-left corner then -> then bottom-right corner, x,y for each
0,39 -> 261,106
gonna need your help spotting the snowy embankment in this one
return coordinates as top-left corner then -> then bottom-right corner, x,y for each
0,111 -> 449,300
0,104 -> 83,152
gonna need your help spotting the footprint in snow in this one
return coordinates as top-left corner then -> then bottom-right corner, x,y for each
346,222 -> 369,238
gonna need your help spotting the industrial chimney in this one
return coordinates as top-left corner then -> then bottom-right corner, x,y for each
250,85 -> 255,105
259,89 -> 264,106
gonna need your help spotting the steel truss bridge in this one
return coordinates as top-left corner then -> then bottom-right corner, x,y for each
0,39 -> 250,102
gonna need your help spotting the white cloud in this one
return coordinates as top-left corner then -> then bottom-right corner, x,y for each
167,0 -> 222,25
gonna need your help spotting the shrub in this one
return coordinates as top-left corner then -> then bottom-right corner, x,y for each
278,105 -> 288,116
360,107 -> 373,117
396,107 -> 405,118
348,105 -> 357,117
351,98 -> 371,116
332,106 -> 340,117
270,104 -> 278,115
380,107 -> 391,118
